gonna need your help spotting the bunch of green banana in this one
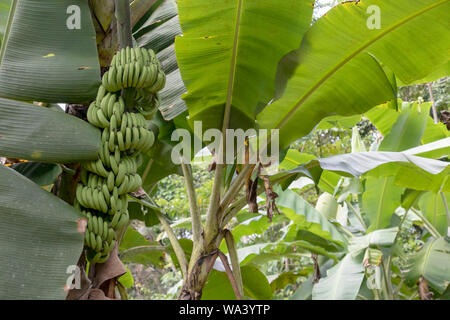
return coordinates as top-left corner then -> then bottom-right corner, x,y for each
74,47 -> 165,263
102,47 -> 165,120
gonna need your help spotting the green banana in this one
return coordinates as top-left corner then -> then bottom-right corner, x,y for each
76,47 -> 165,264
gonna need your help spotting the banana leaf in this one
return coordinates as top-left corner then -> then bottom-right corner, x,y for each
175,0 -> 314,132
258,0 -> 450,148
0,97 -> 100,163
0,0 -> 100,103
0,165 -> 84,299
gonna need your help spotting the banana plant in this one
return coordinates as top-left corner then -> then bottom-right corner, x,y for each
169,0 -> 450,299
0,0 -> 184,299
279,106 -> 450,299
0,0 -> 448,300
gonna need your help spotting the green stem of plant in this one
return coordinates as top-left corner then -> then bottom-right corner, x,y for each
372,288 -> 380,300
117,281 -> 129,300
440,192 -> 450,230
411,208 -> 441,238
155,210 -> 188,281
181,161 -> 203,249
381,258 -> 393,300
346,200 -> 367,231
115,0 -> 133,49
218,251 -> 242,300
224,230 -> 244,297
393,278 -> 405,299
204,162 -> 224,247
220,163 -> 254,215
120,245 -> 168,260
128,195 -> 189,281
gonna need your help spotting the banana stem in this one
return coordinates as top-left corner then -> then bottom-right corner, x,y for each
181,161 -> 203,249
224,230 -> 244,297
115,0 -> 133,49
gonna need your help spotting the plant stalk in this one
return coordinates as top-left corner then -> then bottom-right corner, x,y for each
224,230 -> 244,297
115,0 -> 133,49
181,161 -> 204,249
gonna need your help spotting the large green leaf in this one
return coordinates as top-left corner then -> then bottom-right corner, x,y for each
175,0 -> 314,132
312,252 -> 365,300
119,227 -> 165,268
0,165 -> 83,299
379,108 -> 428,152
418,192 -> 450,236
0,0 -> 100,103
366,102 -> 449,146
258,0 -> 450,148
202,265 -> 272,300
0,97 -> 100,162
363,105 -> 434,231
405,237 -> 450,294
363,176 -> 403,232
275,187 -> 348,247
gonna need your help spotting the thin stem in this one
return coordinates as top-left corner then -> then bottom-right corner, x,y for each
411,208 -> 441,238
224,230 -> 244,297
220,163 -> 254,215
381,258 -> 393,300
221,185 -> 265,228
115,0 -> 133,49
204,163 -> 224,247
181,160 -> 204,250
440,192 -> 450,230
128,194 -> 189,281
427,83 -> 439,124
140,159 -> 153,184
393,278 -> 405,299
346,200 -> 367,231
218,251 -> 242,300
116,281 -> 129,300
155,210 -> 188,281
120,245 -> 168,260
372,288 -> 380,300
220,170 -> 295,228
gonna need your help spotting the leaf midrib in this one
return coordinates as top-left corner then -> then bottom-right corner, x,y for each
275,0 -> 449,130
374,177 -> 390,230
222,0 -> 244,132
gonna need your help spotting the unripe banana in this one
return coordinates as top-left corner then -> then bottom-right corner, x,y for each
77,47 -> 165,263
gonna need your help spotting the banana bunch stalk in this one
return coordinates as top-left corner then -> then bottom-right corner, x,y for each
74,47 -> 165,263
